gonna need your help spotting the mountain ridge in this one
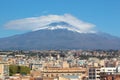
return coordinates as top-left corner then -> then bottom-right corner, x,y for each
0,29 -> 120,50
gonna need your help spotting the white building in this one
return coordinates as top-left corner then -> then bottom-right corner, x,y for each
100,67 -> 116,74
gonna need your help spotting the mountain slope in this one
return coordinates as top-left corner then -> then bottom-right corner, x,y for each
0,29 -> 120,50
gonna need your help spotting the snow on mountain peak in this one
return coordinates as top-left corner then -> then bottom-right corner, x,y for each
33,21 -> 96,33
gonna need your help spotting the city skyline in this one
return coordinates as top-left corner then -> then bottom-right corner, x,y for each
0,0 -> 120,38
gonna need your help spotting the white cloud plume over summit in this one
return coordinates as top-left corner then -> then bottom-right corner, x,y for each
4,14 -> 96,33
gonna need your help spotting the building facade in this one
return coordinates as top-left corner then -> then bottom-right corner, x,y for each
0,62 -> 9,80
88,67 -> 100,80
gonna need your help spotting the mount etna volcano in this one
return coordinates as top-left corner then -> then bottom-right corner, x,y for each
0,22 -> 120,50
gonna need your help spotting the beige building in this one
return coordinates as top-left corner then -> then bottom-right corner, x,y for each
62,61 -> 69,68
41,67 -> 87,79
0,62 -> 9,79
59,77 -> 69,80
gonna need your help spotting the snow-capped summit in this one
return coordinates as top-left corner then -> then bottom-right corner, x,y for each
33,21 -> 73,31
33,21 -> 96,33
39,21 -> 78,32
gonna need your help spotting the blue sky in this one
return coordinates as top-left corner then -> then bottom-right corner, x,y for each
0,0 -> 120,38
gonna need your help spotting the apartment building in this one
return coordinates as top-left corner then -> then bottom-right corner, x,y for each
88,67 -> 100,80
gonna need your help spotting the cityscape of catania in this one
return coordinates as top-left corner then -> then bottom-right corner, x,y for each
0,0 -> 120,80
1,50 -> 120,80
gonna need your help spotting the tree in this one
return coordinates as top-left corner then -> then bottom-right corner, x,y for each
9,65 -> 18,76
20,66 -> 30,75
9,65 -> 30,76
